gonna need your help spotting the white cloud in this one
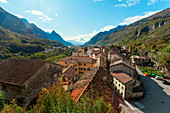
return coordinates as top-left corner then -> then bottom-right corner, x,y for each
29,21 -> 53,33
115,0 -> 142,7
65,25 -> 116,43
114,4 -> 127,8
147,0 -> 158,5
116,0 -> 161,7
0,0 -> 7,3
25,10 -> 52,22
93,0 -> 104,2
119,10 -> 160,25
40,27 -> 53,33
125,0 -> 141,6
38,16 -> 52,22
15,14 -> 24,18
65,30 -> 98,43
55,13 -> 58,17
99,25 -> 116,32
25,10 -> 43,15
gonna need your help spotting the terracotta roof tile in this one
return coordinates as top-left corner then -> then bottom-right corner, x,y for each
111,72 -> 133,84
62,66 -> 76,78
69,68 -> 98,101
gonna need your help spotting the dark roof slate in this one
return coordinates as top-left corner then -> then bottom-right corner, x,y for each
0,58 -> 60,86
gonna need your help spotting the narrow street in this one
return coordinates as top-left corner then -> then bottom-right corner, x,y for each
127,68 -> 170,113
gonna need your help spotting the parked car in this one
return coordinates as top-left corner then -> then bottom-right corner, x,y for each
155,76 -> 164,80
162,80 -> 170,85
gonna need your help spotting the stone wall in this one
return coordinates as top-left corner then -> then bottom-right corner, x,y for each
125,80 -> 134,99
131,92 -> 143,98
0,83 -> 23,103
110,64 -> 135,77
23,63 -> 62,105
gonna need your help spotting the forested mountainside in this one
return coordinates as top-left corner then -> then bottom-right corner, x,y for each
85,25 -> 126,45
21,18 -> 73,46
85,8 -> 170,46
0,7 -> 72,46
0,26 -> 65,61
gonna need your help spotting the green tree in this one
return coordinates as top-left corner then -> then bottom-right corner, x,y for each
0,91 -> 5,111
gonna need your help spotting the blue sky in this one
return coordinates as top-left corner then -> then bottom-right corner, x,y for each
0,0 -> 170,43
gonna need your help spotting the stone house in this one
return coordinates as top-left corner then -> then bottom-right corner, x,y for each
0,58 -> 62,106
62,66 -> 77,90
111,72 -> 135,99
110,60 -> 136,78
87,47 -> 100,57
58,56 -> 94,76
72,52 -> 89,58
96,54 -> 108,69
108,51 -> 119,62
110,60 -> 143,99
130,55 -> 150,65
77,48 -> 85,54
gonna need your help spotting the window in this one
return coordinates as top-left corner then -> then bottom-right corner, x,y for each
122,86 -> 124,89
74,64 -> 77,66
79,72 -> 83,74
116,81 -> 117,84
84,68 -> 86,71
84,63 -> 86,66
79,68 -> 83,70
76,68 -> 77,71
79,63 -> 82,65
119,84 -> 120,86
87,68 -> 90,71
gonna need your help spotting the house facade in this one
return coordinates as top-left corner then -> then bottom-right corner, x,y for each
0,58 -> 62,106
58,56 -> 93,76
110,60 -> 136,78
62,66 -> 77,90
111,72 -> 134,99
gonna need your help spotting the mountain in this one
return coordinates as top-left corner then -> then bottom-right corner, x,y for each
49,30 -> 73,46
0,26 -> 65,60
21,18 -> 73,46
0,7 -> 31,34
67,40 -> 84,45
85,8 -> 170,46
0,7 -> 72,46
85,25 -> 126,45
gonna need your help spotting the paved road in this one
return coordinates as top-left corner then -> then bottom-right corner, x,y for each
128,68 -> 170,113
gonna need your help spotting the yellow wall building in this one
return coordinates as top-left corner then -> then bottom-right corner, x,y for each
58,56 -> 94,77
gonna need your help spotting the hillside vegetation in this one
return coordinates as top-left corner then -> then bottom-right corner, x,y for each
0,27 -> 65,61
86,8 -> 170,46
0,83 -> 115,113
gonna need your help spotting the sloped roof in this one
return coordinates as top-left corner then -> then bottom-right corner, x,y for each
72,52 -> 89,57
110,59 -> 135,70
0,58 -> 61,86
111,72 -> 133,84
58,56 -> 92,63
69,68 -> 98,101
62,66 -> 76,78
